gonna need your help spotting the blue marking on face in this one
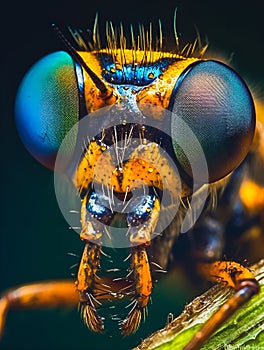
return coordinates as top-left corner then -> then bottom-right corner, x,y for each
98,53 -> 177,85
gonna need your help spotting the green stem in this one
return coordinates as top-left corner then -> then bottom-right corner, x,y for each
134,259 -> 264,350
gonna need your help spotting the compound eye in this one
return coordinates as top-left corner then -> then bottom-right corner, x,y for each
15,51 -> 80,170
170,60 -> 255,183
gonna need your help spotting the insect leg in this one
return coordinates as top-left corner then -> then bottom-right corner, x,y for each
0,280 -> 78,339
183,261 -> 260,350
74,194 -> 106,332
121,197 -> 160,335
0,277 -> 131,339
121,246 -> 152,335
75,241 -> 105,332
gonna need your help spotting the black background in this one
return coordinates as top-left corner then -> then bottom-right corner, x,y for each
1,0 -> 264,349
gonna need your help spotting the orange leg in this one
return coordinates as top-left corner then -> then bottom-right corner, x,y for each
184,261 -> 260,350
0,277 -> 129,340
120,197 -> 160,335
0,280 -> 78,339
75,241 -> 105,333
121,246 -> 152,335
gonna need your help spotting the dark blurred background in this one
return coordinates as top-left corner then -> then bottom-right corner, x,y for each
1,0 -> 263,349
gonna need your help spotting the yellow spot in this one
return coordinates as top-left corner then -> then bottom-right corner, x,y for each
115,62 -> 122,70
112,168 -> 119,176
148,72 -> 154,79
148,167 -> 154,173
240,179 -> 264,214
110,67 -> 116,73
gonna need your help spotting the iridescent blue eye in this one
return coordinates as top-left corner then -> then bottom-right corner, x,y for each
170,60 -> 255,183
15,51 -> 80,170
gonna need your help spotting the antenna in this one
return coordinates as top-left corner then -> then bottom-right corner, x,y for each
52,24 -> 109,95
173,8 -> 180,52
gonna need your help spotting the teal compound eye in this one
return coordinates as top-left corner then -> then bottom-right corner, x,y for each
15,51 -> 81,170
170,60 -> 256,183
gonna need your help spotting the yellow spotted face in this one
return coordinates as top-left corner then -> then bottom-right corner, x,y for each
73,50 -> 200,202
